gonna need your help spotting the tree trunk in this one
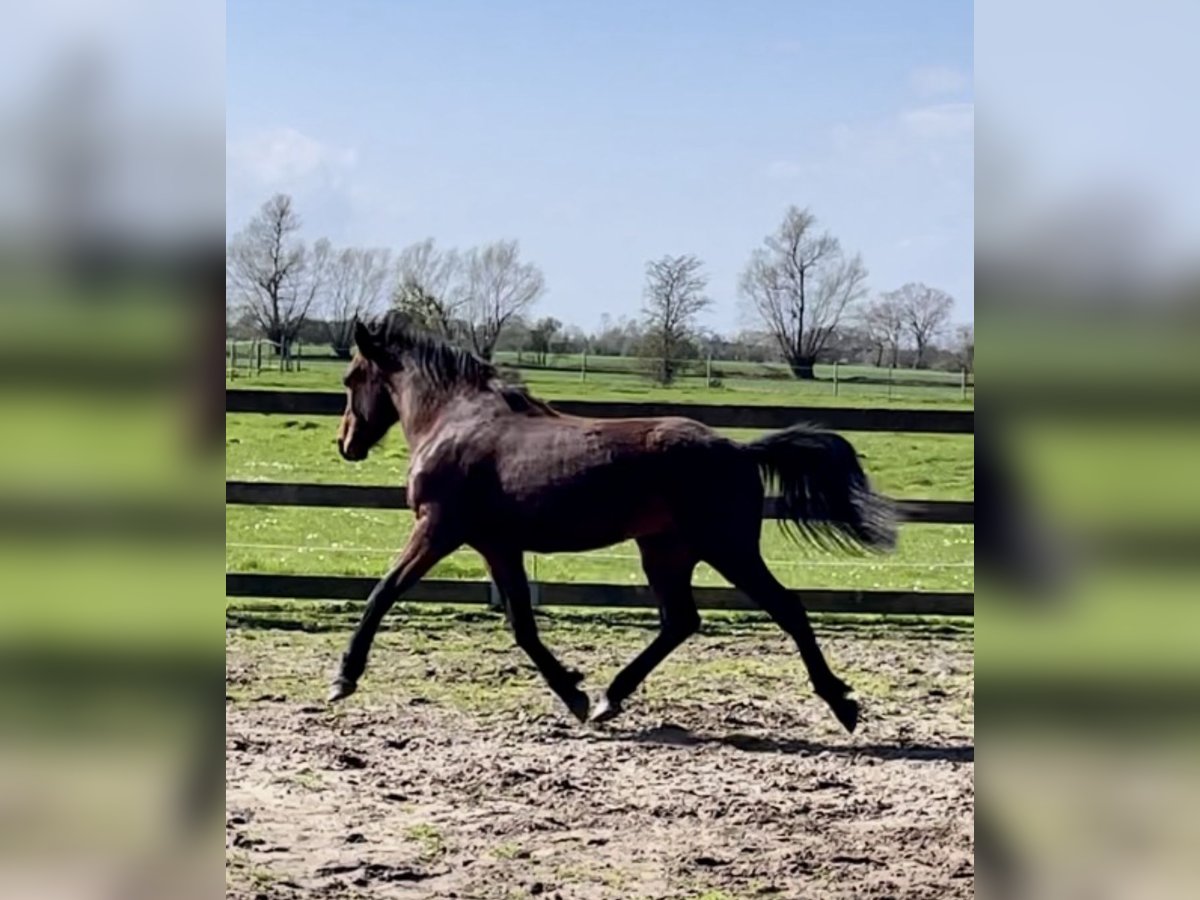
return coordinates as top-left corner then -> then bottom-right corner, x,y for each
788,355 -> 817,380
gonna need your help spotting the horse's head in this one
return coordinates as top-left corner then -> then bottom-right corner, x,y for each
336,320 -> 400,461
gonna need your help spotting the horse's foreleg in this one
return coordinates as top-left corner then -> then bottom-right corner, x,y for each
593,534 -> 699,723
329,509 -> 457,701
482,547 -> 590,723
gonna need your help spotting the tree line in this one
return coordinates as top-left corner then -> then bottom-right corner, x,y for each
226,194 -> 972,381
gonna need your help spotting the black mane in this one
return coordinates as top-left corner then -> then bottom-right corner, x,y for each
367,311 -> 555,414
371,311 -> 494,389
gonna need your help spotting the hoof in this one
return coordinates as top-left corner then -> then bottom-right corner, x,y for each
828,694 -> 859,734
589,695 -> 623,724
328,678 -> 357,703
561,688 -> 591,723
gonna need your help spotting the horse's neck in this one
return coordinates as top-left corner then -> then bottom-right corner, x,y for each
392,377 -> 501,449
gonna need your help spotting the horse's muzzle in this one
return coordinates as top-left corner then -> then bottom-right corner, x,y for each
337,438 -> 366,462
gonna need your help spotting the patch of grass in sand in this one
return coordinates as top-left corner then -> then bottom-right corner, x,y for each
404,823 -> 446,861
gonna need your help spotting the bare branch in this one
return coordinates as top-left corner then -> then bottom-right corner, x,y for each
738,205 -> 867,378
861,291 -> 908,367
324,247 -> 393,356
641,254 -> 711,383
226,193 -> 328,354
392,238 -> 466,339
889,282 -> 955,367
462,240 -> 545,359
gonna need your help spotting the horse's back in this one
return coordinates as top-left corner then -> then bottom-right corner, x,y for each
467,413 -> 760,551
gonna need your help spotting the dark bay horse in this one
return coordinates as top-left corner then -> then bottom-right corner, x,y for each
330,314 -> 895,732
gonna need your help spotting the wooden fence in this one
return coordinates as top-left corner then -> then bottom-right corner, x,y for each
226,389 -> 974,434
226,390 -> 975,617
225,481 -> 973,524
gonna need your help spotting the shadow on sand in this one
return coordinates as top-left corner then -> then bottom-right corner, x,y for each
592,723 -> 973,763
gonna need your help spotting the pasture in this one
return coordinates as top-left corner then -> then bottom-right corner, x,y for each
227,348 -> 974,408
225,357 -> 974,899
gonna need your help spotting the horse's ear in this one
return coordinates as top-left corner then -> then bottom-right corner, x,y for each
354,319 -> 380,361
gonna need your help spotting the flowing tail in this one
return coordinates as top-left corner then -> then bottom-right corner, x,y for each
747,424 -> 897,553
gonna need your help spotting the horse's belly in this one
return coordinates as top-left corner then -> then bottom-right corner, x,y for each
502,493 -> 673,553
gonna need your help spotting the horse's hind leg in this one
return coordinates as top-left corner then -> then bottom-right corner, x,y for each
706,548 -> 859,733
592,533 -> 700,723
480,546 -> 591,723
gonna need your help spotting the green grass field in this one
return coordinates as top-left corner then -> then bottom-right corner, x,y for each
229,342 -> 972,384
225,358 -> 974,598
228,352 -> 974,409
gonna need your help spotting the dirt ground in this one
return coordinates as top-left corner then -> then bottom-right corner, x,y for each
226,612 -> 973,899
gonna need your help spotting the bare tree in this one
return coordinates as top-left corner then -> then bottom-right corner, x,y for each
462,240 -> 545,359
527,316 -> 562,365
641,254 -> 711,384
954,322 -> 974,373
739,206 -> 868,379
863,292 -> 908,367
325,247 -> 392,357
392,238 -> 466,339
891,282 -> 955,368
226,194 -> 331,363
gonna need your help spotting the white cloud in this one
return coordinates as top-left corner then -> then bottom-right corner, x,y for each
900,103 -> 974,141
227,127 -> 356,186
909,65 -> 969,99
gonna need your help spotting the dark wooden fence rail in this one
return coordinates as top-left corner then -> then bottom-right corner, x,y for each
226,389 -> 975,616
226,389 -> 974,434
226,574 -> 974,617
225,480 -> 974,525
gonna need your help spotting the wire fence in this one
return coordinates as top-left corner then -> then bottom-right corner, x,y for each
225,341 -> 975,400
226,541 -> 975,570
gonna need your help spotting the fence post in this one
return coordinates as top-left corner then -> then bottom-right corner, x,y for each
229,341 -> 236,380
888,365 -> 894,401
581,349 -> 587,382
833,360 -> 839,397
961,367 -> 968,400
296,342 -> 302,372
255,340 -> 263,374
706,351 -> 713,387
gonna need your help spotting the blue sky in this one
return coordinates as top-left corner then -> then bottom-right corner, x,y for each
227,1 -> 973,332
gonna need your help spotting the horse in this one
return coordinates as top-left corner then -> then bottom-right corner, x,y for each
329,313 -> 895,732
